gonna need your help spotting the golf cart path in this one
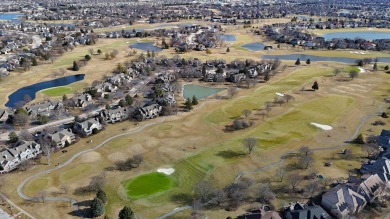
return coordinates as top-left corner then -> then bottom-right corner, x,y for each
157,106 -> 383,219
16,117 -> 166,218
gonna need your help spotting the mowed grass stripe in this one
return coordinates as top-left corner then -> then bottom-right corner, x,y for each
205,67 -> 332,124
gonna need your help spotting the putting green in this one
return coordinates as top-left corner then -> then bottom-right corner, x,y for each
123,172 -> 174,199
41,86 -> 72,96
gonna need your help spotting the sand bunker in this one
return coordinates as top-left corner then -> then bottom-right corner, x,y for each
358,67 -> 366,73
310,122 -> 333,130
157,168 -> 175,175
276,92 -> 285,97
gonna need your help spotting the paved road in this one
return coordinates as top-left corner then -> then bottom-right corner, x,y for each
16,117 -> 166,218
0,192 -> 36,219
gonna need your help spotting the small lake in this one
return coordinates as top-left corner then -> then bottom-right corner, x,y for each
241,42 -> 266,51
323,31 -> 390,41
0,13 -> 23,21
219,34 -> 236,42
5,74 -> 85,108
129,42 -> 162,52
183,84 -> 226,100
262,54 -> 390,64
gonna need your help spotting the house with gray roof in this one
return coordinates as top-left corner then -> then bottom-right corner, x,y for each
0,108 -> 13,124
285,203 -> 333,219
50,129 -> 76,147
134,104 -> 162,121
361,158 -> 390,183
346,174 -> 386,203
321,184 -> 366,219
0,141 -> 41,173
73,118 -> 102,136
99,107 -> 128,123
25,100 -> 62,117
72,93 -> 93,108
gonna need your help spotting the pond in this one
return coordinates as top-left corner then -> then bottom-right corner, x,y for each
0,13 -> 23,21
183,84 -> 226,100
129,42 -> 162,52
219,34 -> 236,42
241,42 -> 266,51
262,54 -> 390,64
322,31 -> 390,41
5,74 -> 85,108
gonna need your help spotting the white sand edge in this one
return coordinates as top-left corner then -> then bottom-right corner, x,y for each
276,92 -> 285,97
310,122 -> 333,130
157,168 -> 175,175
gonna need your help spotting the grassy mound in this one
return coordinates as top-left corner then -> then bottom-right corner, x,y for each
123,172 -> 174,199
41,86 -> 72,96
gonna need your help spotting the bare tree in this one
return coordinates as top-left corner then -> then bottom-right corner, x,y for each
88,48 -> 94,55
284,94 -> 295,103
349,70 -> 359,80
42,144 -> 51,165
299,155 -> 314,169
305,179 -> 321,198
274,97 -> 286,106
37,191 -> 46,203
300,87 -> 305,94
275,167 -> 286,182
257,184 -> 275,203
299,146 -> 312,156
19,129 -> 33,141
334,68 -> 341,77
227,87 -> 238,99
264,102 -> 272,115
362,144 -> 380,159
258,110 -> 267,119
242,109 -> 252,118
286,172 -> 303,192
13,113 -> 30,127
194,181 -> 215,203
243,137 -> 257,154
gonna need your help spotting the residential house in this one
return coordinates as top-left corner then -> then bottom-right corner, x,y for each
0,141 -> 41,173
321,184 -> 367,219
50,129 -> 76,147
134,104 -> 162,121
73,118 -> 102,136
361,158 -> 390,183
72,93 -> 93,108
229,72 -> 246,83
99,107 -> 128,123
107,73 -> 131,86
25,100 -> 62,117
0,108 -> 13,124
157,92 -> 176,106
155,73 -> 176,84
347,174 -> 385,203
285,203 -> 333,219
238,207 -> 282,219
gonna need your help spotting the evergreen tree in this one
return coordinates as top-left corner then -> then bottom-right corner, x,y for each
97,49 -> 102,55
96,189 -> 107,204
85,54 -> 91,61
312,81 -> 319,91
32,57 -> 38,66
72,61 -> 79,71
147,50 -> 151,58
226,47 -> 230,52
8,131 -> 19,143
353,134 -> 365,144
306,59 -> 311,65
90,198 -> 104,217
373,62 -> 378,71
184,97 -> 193,111
385,65 -> 389,71
192,95 -> 199,105
151,50 -> 155,58
62,94 -> 68,101
125,94 -> 133,106
118,206 -> 134,219
295,58 -> 301,66
118,99 -> 126,107
264,72 -> 270,82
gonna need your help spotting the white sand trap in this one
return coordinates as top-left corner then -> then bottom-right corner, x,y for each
358,67 -> 366,73
276,92 -> 285,97
310,122 -> 333,130
157,168 -> 175,175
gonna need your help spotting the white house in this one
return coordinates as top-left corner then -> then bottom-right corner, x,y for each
0,141 -> 41,173
74,118 -> 102,136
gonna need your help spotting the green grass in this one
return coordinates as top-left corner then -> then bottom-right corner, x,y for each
123,172 -> 174,199
41,86 -> 73,96
24,177 -> 50,194
59,164 -> 92,182
345,66 -> 359,72
205,67 -> 333,124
